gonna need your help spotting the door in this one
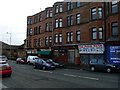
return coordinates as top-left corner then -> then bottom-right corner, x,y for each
97,59 -> 106,70
68,50 -> 75,64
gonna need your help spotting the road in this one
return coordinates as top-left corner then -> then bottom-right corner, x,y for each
1,60 -> 120,89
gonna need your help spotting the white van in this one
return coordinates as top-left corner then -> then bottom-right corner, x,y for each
27,56 -> 38,64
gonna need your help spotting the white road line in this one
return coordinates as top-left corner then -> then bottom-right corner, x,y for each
64,73 -> 99,81
78,76 -> 99,81
64,74 -> 77,77
38,70 -> 53,74
34,69 -> 53,73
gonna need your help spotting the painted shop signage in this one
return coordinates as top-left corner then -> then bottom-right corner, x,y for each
78,44 -> 104,54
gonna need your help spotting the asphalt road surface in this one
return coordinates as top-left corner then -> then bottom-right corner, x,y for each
1,60 -> 120,89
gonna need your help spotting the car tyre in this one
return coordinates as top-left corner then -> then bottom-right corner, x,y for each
90,66 -> 95,72
34,65 -> 36,69
27,61 -> 30,65
7,74 -> 11,77
106,67 -> 111,73
43,66 -> 46,70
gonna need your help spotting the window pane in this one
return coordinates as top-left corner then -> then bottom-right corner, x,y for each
59,34 -> 62,43
59,19 -> 62,27
99,28 -> 103,39
50,22 -> 52,31
76,0 -> 80,7
46,23 -> 49,31
67,33 -> 70,42
50,10 -> 52,17
71,32 -> 73,42
77,31 -> 80,41
49,36 -> 52,43
71,16 -> 73,25
46,10 -> 49,18
91,8 -> 97,20
55,19 -> 59,28
98,8 -> 102,19
60,4 -> 63,12
45,37 -> 48,45
112,22 -> 118,36
55,34 -> 58,43
112,4 -> 118,13
39,14 -> 42,21
67,2 -> 70,10
77,14 -> 80,24
92,28 -> 97,39
67,16 -> 70,26
55,5 -> 58,13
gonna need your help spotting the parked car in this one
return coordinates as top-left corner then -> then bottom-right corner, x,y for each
0,61 -> 12,77
27,56 -> 38,65
46,59 -> 64,68
0,55 -> 8,61
89,59 -> 120,73
16,58 -> 27,64
33,58 -> 55,70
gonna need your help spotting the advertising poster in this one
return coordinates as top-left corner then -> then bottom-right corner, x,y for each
78,44 -> 104,54
106,45 -> 120,64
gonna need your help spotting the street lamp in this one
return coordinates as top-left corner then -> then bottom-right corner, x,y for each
6,32 -> 11,60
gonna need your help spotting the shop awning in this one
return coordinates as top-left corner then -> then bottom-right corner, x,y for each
38,51 -> 51,55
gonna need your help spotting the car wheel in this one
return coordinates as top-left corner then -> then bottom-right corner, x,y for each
34,65 -> 36,69
43,66 -> 46,70
7,74 -> 11,77
27,61 -> 30,65
106,67 -> 111,73
90,66 -> 95,72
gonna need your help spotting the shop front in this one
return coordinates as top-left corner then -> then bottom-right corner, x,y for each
37,49 -> 52,59
78,44 -> 105,69
26,49 -> 38,56
53,44 -> 80,65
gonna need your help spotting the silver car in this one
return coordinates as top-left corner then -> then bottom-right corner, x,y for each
0,55 -> 8,61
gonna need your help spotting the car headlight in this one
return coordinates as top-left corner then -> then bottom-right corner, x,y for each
113,65 -> 116,68
46,64 -> 50,66
55,63 -> 59,66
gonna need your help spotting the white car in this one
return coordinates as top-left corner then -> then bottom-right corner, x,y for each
0,55 -> 8,61
27,56 -> 38,65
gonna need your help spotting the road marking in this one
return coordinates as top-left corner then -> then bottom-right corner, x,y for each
78,76 -> 99,81
64,74 -> 77,77
38,70 -> 53,74
34,69 -> 53,73
64,73 -> 99,81
41,70 -> 53,74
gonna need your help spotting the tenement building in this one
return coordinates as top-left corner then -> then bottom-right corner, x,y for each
26,1 -> 120,67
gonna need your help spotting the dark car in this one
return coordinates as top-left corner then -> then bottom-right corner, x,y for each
16,58 -> 27,64
46,59 -> 64,68
89,59 -> 120,73
33,58 -> 55,70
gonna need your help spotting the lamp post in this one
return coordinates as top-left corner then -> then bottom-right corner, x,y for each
6,32 -> 11,60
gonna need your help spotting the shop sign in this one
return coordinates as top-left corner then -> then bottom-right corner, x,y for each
78,44 -> 104,54
40,49 -> 51,51
106,46 -> 120,63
